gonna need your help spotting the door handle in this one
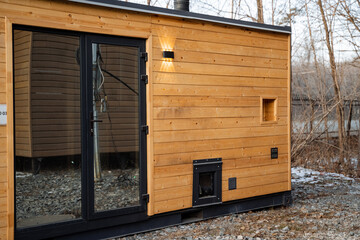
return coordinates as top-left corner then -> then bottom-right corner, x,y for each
91,119 -> 103,123
90,112 -> 103,136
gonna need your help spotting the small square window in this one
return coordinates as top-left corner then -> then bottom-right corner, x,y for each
261,98 -> 277,122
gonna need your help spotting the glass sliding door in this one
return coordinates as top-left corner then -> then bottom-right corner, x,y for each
87,36 -> 147,217
14,27 -> 147,238
91,43 -> 140,212
14,29 -> 82,228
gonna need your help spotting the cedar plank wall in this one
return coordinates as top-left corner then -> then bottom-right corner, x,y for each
0,0 -> 291,238
0,17 -> 8,240
151,18 -> 290,214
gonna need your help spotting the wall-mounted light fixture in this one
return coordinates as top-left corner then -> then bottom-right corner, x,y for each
162,50 -> 174,62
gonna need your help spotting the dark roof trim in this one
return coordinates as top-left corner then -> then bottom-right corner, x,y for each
69,0 -> 291,34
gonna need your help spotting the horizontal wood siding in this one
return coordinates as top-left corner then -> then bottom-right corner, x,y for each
14,32 -> 140,158
0,16 -> 7,240
29,32 -> 81,157
151,16 -> 290,214
14,30 -> 32,157
96,45 -> 139,155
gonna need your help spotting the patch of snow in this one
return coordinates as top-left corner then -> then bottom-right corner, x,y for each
16,172 -> 33,178
291,167 -> 355,183
350,158 -> 358,167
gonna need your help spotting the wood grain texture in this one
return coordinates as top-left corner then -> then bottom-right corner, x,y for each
0,1 -> 151,38
152,25 -> 288,50
0,168 -> 6,183
154,135 -> 288,155
153,117 -> 287,131
151,15 -> 288,42
222,181 -> 289,202
146,35 -> 155,216
0,182 -> 7,198
287,35 -> 292,190
0,153 -> 6,168
153,38 -> 288,61
0,197 -> 6,213
0,212 -> 7,228
153,72 -> 287,87
154,145 -> 288,167
222,172 -> 288,191
153,61 -> 288,78
154,196 -> 192,214
5,16 -> 13,240
154,175 -> 192,190
153,49 -> 288,70
153,84 -> 287,97
153,125 -> 288,143
0,18 -> 5,240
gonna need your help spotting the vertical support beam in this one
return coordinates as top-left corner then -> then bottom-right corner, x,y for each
5,17 -> 14,240
287,34 -> 292,190
0,16 -> 8,240
146,33 -> 154,216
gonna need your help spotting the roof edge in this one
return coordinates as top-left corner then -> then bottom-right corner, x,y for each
69,0 -> 292,34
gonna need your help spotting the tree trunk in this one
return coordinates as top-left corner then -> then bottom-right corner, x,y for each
305,1 -> 329,142
310,100 -> 314,133
324,112 -> 329,142
271,0 -> 274,25
231,0 -> 234,19
318,0 -> 345,171
257,0 -> 264,23
347,100 -> 353,138
358,109 -> 360,176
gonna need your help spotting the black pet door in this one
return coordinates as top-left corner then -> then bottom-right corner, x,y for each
193,158 -> 222,207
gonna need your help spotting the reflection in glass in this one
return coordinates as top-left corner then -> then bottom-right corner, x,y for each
14,30 -> 82,228
92,43 -> 140,212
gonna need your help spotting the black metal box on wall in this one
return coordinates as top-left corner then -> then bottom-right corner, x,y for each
271,147 -> 278,159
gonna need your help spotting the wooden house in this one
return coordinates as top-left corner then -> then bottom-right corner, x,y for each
0,0 -> 292,239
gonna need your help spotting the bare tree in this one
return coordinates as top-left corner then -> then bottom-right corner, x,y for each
317,0 -> 346,168
337,0 -> 360,61
305,1 -> 331,142
257,0 -> 264,23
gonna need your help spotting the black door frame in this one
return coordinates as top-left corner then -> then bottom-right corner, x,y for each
85,34 -> 147,219
13,25 -> 148,240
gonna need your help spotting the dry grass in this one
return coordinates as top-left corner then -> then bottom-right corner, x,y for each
292,136 -> 360,178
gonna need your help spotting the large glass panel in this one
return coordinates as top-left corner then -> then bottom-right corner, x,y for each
14,30 -> 82,228
92,43 -> 140,212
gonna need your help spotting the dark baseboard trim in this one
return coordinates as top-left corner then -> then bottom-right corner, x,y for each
56,191 -> 292,240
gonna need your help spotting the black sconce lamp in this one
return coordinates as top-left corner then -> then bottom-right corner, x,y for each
162,50 -> 174,61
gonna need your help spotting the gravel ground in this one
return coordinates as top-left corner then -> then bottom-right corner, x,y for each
16,168 -> 139,227
117,167 -> 360,240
